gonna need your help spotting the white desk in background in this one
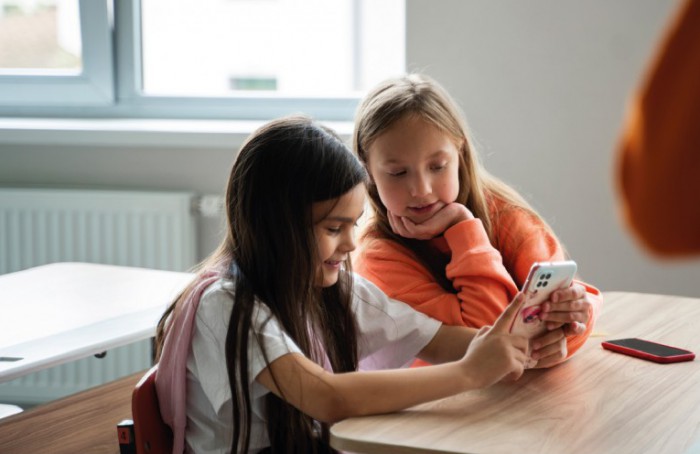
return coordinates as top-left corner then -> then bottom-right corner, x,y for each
0,262 -> 194,382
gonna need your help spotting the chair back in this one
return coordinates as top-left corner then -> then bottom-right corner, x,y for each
132,365 -> 173,454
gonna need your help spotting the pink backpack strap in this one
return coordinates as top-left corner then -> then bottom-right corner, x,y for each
155,272 -> 219,454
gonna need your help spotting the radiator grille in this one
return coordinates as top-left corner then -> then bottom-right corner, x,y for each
0,188 -> 197,405
0,188 -> 196,274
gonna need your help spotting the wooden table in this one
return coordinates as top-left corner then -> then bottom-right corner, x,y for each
0,262 -> 194,382
0,371 -> 141,454
331,292 -> 700,454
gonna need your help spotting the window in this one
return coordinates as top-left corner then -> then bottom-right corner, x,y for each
0,0 -> 405,121
0,0 -> 113,106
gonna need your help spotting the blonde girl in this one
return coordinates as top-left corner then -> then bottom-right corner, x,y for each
353,74 -> 602,368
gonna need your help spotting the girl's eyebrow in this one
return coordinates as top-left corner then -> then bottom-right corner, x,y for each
381,150 -> 449,164
326,210 -> 364,223
326,216 -> 355,223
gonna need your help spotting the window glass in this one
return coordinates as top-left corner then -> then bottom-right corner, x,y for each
140,0 -> 404,97
0,0 -> 82,75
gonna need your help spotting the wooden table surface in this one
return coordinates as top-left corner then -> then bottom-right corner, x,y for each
0,371 -> 142,454
331,291 -> 700,454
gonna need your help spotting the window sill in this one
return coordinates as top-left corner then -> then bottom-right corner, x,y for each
0,118 -> 354,149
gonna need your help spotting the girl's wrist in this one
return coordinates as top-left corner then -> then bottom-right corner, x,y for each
455,203 -> 474,222
445,204 -> 474,231
452,359 -> 480,392
463,366 -> 485,391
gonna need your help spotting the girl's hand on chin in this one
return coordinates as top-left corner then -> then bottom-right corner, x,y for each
388,203 -> 474,240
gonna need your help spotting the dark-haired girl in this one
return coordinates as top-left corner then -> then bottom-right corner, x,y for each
155,116 -> 528,454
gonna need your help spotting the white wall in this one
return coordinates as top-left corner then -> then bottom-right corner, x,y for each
406,0 -> 700,297
1,0 -> 698,297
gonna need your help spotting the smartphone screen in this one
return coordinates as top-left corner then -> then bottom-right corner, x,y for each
602,338 -> 695,363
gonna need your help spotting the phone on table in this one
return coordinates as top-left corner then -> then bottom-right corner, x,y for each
602,338 -> 695,364
509,260 -> 577,339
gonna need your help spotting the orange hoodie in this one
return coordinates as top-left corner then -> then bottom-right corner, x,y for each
617,0 -> 700,256
354,202 -> 602,362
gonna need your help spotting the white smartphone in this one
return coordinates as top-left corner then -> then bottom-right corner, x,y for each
509,260 -> 577,339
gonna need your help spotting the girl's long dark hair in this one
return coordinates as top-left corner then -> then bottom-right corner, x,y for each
157,116 -> 367,453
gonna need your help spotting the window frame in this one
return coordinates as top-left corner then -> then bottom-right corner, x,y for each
0,0 -> 114,107
0,0 -> 364,121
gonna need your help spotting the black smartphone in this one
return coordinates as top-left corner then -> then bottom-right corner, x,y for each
602,338 -> 695,364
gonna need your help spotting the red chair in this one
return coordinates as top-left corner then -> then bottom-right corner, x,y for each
132,365 -> 173,454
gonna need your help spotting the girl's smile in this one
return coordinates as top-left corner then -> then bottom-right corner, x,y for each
407,201 -> 442,218
312,184 -> 366,287
323,259 -> 344,270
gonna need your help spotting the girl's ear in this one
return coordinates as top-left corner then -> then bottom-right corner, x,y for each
458,139 -> 471,166
459,137 -> 468,153
362,161 -> 374,184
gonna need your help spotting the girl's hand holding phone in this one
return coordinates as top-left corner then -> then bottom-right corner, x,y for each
529,327 -> 568,368
460,294 -> 529,388
539,282 -> 592,333
388,203 -> 474,240
526,283 -> 594,368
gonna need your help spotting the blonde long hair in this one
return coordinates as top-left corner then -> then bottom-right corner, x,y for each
353,74 -> 557,287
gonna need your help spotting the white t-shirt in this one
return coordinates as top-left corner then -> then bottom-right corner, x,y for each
184,273 -> 442,454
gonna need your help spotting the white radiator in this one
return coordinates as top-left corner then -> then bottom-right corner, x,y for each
0,188 -> 198,405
